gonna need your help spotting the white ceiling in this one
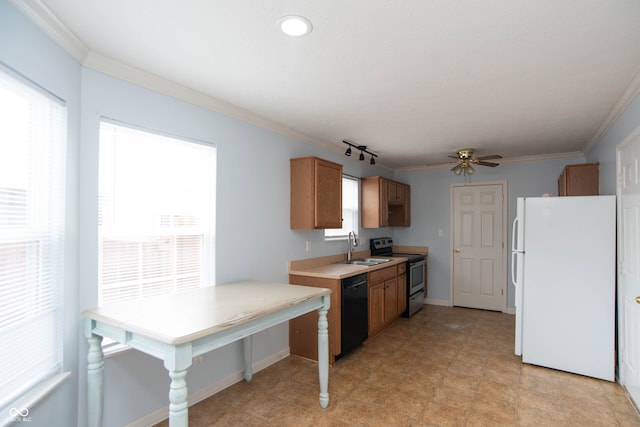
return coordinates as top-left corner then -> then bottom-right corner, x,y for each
18,0 -> 640,170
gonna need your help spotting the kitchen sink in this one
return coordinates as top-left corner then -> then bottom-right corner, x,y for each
341,258 -> 391,266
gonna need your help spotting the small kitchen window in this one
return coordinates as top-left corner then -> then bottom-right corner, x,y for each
325,174 -> 359,239
98,121 -> 216,307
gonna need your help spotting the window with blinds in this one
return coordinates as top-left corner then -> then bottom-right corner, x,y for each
325,175 -> 359,239
98,121 -> 216,306
0,66 -> 66,410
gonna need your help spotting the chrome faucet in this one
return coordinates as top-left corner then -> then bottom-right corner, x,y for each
347,231 -> 358,261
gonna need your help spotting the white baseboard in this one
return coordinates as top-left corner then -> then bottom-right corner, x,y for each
125,348 -> 290,427
425,298 -> 450,306
505,308 -> 516,315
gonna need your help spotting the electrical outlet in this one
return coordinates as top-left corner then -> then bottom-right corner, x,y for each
193,355 -> 204,364
306,241 -> 311,252
438,229 -> 444,237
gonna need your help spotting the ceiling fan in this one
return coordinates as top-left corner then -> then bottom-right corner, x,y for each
449,148 -> 502,176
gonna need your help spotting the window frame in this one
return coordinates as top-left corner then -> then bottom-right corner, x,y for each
0,63 -> 67,413
325,174 -> 360,240
97,120 -> 217,307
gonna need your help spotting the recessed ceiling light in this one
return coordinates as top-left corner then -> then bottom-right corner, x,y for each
278,15 -> 313,37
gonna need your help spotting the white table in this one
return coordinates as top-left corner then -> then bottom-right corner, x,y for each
82,281 -> 331,427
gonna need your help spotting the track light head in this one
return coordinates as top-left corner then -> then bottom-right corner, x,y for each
342,140 -> 378,165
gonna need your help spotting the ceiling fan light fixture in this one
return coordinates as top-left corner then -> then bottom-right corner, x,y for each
278,15 -> 313,37
466,165 -> 475,175
452,164 -> 463,175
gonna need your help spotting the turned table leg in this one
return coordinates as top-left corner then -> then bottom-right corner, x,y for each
87,333 -> 104,427
317,300 -> 330,408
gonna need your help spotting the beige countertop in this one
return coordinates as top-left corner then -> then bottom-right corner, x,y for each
288,256 -> 409,279
289,246 -> 428,280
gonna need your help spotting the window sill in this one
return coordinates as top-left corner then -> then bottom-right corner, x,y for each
0,372 -> 70,427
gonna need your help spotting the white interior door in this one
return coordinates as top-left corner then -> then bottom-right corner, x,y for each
451,183 -> 506,311
618,129 -> 640,405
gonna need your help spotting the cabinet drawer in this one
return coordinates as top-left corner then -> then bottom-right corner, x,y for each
398,263 -> 407,275
369,265 -> 397,284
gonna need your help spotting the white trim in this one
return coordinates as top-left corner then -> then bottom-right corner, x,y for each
586,66 -> 640,155
0,372 -> 71,427
124,348 -> 290,427
9,0 -> 88,63
425,299 -> 450,307
505,307 -> 516,315
449,180 -> 509,312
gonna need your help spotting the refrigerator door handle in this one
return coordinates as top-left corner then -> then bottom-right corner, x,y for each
511,216 -> 519,252
511,250 -> 518,287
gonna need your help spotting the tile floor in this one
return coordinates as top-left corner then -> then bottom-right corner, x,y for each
155,305 -> 640,426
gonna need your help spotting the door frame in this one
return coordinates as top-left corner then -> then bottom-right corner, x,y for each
449,180 -> 508,312
617,125 -> 640,394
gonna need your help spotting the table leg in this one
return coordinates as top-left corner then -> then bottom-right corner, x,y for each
317,303 -> 329,408
168,369 -> 189,427
243,335 -> 253,382
87,334 -> 104,427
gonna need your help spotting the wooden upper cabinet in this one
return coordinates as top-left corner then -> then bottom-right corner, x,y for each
361,176 -> 410,228
290,156 -> 343,229
558,163 -> 599,196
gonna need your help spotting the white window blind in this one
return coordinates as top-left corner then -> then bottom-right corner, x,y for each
98,121 -> 216,306
325,175 -> 359,239
0,66 -> 66,410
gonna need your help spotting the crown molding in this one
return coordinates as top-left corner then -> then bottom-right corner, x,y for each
10,0 -> 88,63
585,65 -> 640,155
10,0 -> 339,152
82,52 -> 328,147
396,151 -> 584,172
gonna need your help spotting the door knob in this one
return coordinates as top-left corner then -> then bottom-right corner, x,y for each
636,296 -> 640,304
454,248 -> 460,254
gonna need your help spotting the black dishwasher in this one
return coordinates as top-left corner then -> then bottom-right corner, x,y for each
340,273 -> 368,359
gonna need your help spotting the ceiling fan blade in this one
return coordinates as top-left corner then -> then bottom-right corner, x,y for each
477,161 -> 499,167
476,154 -> 502,160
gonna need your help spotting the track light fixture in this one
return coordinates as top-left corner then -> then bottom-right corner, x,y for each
342,140 -> 378,165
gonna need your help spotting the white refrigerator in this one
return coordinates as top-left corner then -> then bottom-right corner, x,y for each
511,195 -> 615,381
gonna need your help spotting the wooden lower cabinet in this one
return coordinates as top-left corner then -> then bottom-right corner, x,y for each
289,275 -> 341,364
368,282 -> 385,336
289,262 -> 407,363
368,264 -> 401,338
397,272 -> 407,315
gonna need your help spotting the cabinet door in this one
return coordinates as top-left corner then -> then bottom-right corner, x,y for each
369,282 -> 385,336
380,179 -> 389,227
384,277 -> 398,324
403,185 -> 411,226
315,159 -> 343,228
397,273 -> 407,315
